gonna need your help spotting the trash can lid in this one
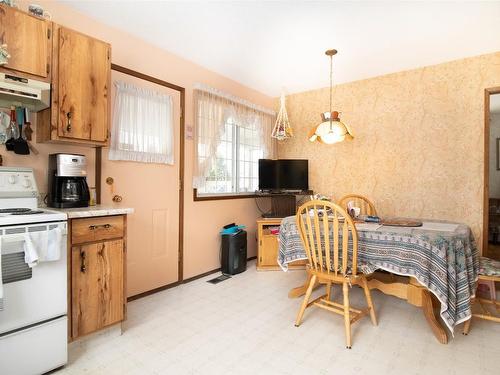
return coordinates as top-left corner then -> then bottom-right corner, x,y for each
220,225 -> 246,235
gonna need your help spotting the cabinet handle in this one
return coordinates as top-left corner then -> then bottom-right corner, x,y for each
80,250 -> 86,273
66,112 -> 72,132
89,224 -> 112,230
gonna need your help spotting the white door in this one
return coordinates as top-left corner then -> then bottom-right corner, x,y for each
102,70 -> 181,297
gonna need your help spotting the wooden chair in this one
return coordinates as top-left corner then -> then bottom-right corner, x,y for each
463,257 -> 500,334
338,194 -> 377,216
294,200 -> 377,348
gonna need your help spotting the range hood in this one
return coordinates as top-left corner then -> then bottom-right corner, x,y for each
0,73 -> 50,112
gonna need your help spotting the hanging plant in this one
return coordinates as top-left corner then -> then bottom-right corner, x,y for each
272,93 -> 293,140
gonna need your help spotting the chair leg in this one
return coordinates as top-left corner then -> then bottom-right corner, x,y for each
295,275 -> 317,327
360,276 -> 378,326
343,281 -> 352,349
463,318 -> 472,335
326,281 -> 332,301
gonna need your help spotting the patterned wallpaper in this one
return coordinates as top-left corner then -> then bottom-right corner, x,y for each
278,52 -> 500,250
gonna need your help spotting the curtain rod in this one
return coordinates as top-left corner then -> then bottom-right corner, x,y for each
194,83 -> 276,116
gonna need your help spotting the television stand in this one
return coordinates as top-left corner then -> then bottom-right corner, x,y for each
256,191 -> 313,218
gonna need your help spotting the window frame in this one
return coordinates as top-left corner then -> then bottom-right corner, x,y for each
194,119 -> 262,201
193,189 -> 256,201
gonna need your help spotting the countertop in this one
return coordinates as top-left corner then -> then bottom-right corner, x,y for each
50,205 -> 134,219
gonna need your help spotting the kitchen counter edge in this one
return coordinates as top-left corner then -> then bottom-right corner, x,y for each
49,206 -> 134,219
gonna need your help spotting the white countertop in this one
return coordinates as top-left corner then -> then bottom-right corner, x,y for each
51,205 -> 134,219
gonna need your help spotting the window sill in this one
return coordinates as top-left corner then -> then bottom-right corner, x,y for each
193,189 -> 256,201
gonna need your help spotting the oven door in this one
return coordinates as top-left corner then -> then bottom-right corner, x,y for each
0,221 -> 67,334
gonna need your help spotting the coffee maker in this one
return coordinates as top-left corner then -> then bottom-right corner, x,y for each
48,154 -> 90,208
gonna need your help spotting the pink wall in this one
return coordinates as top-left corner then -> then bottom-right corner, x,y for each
10,1 -> 275,283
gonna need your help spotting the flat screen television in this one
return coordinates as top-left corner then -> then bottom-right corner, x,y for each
258,159 -> 308,192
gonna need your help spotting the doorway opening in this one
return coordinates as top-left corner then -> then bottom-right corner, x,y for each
483,88 -> 500,260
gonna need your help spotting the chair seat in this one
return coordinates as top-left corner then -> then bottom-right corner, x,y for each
479,257 -> 500,277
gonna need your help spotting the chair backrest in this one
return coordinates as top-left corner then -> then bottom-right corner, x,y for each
296,200 -> 359,276
338,194 -> 377,216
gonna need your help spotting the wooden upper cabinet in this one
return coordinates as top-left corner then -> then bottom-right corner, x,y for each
0,4 -> 52,80
56,27 -> 110,143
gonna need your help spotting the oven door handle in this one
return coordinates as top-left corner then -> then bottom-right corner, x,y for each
1,233 -> 27,244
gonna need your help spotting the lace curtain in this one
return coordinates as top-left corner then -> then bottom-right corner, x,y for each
109,81 -> 174,164
193,84 -> 276,189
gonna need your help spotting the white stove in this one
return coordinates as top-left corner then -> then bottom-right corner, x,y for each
0,167 -> 66,226
0,166 -> 68,375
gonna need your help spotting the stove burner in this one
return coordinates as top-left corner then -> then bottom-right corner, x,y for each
0,208 -> 45,215
10,210 -> 45,215
0,208 -> 31,213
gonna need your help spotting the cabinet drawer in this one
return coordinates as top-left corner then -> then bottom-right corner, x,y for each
72,216 -> 124,244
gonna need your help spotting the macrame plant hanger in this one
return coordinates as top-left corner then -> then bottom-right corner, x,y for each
271,93 -> 293,140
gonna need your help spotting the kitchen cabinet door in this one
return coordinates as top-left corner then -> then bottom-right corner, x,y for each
260,234 -> 279,267
57,26 -> 110,142
0,4 -> 52,80
71,240 -> 124,338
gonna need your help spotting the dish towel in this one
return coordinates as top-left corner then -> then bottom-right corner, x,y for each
24,227 -> 62,267
0,237 -> 3,311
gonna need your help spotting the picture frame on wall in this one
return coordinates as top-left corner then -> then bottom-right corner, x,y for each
497,138 -> 500,170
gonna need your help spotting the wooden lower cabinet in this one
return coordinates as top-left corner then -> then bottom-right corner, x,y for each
257,218 -> 307,271
69,215 -> 127,340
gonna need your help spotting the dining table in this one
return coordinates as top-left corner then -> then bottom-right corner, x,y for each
278,216 -> 479,344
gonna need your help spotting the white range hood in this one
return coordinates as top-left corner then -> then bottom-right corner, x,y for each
0,73 -> 50,112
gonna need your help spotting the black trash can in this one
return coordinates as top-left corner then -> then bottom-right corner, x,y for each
221,229 -> 247,275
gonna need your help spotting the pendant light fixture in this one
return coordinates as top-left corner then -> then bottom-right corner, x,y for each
272,92 -> 293,140
309,49 -> 353,144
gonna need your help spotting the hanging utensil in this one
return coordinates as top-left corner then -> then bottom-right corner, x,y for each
13,107 -> 29,155
0,111 -> 8,144
23,107 -> 33,141
5,106 -> 19,151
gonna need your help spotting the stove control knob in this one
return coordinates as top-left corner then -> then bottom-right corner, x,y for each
8,175 -> 17,184
23,178 -> 31,188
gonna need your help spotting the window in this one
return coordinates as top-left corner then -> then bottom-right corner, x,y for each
109,81 -> 174,164
199,118 -> 264,195
193,85 -> 275,198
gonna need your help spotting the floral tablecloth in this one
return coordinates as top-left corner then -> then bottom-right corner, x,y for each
278,216 -> 479,333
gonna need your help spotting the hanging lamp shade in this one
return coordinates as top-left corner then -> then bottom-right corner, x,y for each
309,49 -> 354,145
309,111 -> 354,144
272,93 -> 293,140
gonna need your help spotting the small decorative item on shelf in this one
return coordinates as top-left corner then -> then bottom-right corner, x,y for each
28,4 -> 44,17
28,3 -> 51,19
271,92 -> 293,140
0,0 -> 15,7
0,44 -> 11,66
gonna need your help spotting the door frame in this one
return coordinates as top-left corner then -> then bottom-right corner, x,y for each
110,64 -> 186,283
483,87 -> 500,257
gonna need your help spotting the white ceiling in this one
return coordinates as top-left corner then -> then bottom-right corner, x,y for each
62,1 -> 500,97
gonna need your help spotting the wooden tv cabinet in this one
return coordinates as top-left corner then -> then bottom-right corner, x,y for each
256,218 -> 307,271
